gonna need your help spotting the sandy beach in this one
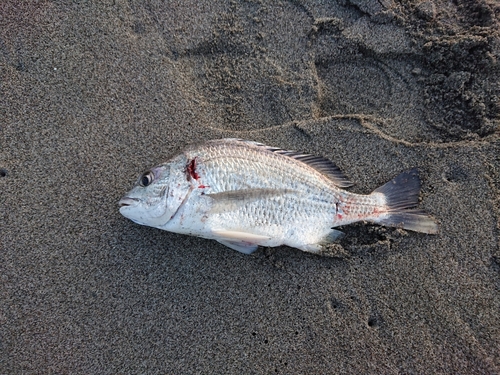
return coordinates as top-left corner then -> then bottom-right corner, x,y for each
1,1 -> 499,373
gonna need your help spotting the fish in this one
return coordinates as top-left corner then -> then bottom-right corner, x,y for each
119,138 -> 438,254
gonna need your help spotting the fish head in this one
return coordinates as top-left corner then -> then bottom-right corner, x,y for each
119,156 -> 191,228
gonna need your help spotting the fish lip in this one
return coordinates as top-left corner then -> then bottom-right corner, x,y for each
118,197 -> 140,207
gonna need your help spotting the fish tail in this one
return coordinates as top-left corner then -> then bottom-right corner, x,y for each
371,168 -> 438,234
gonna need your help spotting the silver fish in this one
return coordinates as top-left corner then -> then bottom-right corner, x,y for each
119,139 -> 438,254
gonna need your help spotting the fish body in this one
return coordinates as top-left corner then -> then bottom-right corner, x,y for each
119,139 -> 437,254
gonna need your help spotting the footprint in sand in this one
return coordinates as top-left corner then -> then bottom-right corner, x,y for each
141,0 -> 498,142
164,2 -> 440,143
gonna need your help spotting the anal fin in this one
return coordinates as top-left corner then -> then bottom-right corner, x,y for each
295,229 -> 344,253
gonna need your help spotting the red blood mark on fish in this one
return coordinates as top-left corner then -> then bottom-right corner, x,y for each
187,158 -> 200,180
335,201 -> 343,219
198,185 -> 209,189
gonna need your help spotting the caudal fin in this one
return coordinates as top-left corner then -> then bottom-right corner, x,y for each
372,168 -> 438,234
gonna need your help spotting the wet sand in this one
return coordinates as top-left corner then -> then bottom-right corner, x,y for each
1,1 -> 499,373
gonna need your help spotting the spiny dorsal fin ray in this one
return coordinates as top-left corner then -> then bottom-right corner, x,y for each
238,139 -> 354,188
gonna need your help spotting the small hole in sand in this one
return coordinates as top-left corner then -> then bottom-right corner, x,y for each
368,317 -> 378,327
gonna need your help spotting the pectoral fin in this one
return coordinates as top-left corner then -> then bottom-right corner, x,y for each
207,188 -> 295,213
212,229 -> 272,254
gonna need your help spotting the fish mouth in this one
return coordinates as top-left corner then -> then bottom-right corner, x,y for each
118,197 -> 140,208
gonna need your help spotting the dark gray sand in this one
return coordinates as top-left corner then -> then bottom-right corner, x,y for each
1,1 -> 499,373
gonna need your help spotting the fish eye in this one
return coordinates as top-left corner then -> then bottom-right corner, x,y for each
139,171 -> 154,187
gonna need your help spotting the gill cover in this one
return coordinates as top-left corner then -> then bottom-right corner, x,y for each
162,153 -> 193,225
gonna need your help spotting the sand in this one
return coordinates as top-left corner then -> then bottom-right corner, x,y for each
1,0 -> 499,373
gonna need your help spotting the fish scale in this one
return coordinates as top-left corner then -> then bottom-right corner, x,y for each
198,154 -> 341,231
119,139 -> 438,254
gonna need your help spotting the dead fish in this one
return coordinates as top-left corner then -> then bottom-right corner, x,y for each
119,139 -> 437,254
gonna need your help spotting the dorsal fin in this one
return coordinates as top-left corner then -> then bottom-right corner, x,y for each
238,139 -> 354,188
270,150 -> 353,187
